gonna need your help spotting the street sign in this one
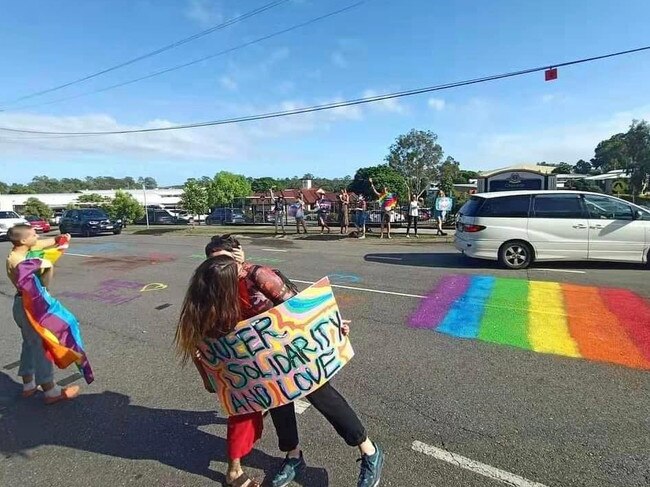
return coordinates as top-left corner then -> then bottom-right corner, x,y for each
612,179 -> 628,194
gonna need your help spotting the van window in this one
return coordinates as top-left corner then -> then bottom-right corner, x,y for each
477,195 -> 530,218
532,194 -> 585,219
584,195 -> 634,221
457,197 -> 484,217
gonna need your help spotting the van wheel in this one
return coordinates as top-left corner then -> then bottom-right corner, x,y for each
499,241 -> 533,269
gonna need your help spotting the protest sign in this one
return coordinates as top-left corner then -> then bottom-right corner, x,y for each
198,277 -> 354,416
435,197 -> 453,212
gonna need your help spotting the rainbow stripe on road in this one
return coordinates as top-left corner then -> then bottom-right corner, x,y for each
409,275 -> 650,370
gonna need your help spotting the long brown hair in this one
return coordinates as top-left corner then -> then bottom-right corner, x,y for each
175,256 -> 241,364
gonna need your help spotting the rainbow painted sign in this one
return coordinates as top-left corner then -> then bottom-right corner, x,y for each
198,277 -> 354,416
410,275 -> 650,370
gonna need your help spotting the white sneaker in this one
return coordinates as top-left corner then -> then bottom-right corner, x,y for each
358,235 -> 366,239
406,235 -> 410,238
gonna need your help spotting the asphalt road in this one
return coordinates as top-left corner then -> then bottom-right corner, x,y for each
1,233 -> 648,487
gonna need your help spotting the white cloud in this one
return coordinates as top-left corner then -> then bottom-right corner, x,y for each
541,94 -> 556,103
0,112 -> 247,160
362,89 -> 405,114
427,97 -> 445,111
185,0 -> 223,27
219,75 -> 238,91
477,106 -> 650,165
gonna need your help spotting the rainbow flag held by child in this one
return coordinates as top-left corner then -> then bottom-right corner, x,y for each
409,275 -> 650,370
15,236 -> 94,384
378,192 -> 398,211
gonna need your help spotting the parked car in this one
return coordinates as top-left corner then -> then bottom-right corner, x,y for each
59,208 -> 123,237
25,215 -> 52,233
136,208 -> 184,225
49,210 -> 64,226
0,210 -> 29,240
206,208 -> 246,225
455,190 -> 650,269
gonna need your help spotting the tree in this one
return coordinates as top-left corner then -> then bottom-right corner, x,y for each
439,157 -> 461,194
625,120 -> 650,196
457,170 -> 478,183
206,171 -> 252,209
22,197 -> 53,219
551,162 -> 573,174
77,193 -> 110,204
138,177 -> 158,189
180,179 -> 209,216
8,184 -> 34,194
103,190 -> 144,223
386,129 -> 444,195
563,179 -> 603,193
250,177 -> 280,193
573,159 -> 592,175
0,181 -> 8,193
348,164 -> 407,201
591,133 -> 628,172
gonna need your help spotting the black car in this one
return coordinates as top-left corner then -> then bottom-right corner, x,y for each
206,208 -> 246,225
59,208 -> 123,237
135,209 -> 183,225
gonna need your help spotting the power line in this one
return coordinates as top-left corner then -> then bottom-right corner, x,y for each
4,1 -> 366,112
1,44 -> 649,137
0,0 -> 290,109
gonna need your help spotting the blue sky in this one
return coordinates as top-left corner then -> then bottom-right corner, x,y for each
1,0 -> 649,186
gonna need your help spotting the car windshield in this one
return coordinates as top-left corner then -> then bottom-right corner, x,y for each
81,210 -> 108,219
25,216 -> 42,221
0,211 -> 20,219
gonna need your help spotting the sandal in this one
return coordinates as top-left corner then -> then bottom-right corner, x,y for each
226,473 -> 260,487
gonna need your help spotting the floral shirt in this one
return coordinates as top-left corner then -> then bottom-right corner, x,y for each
238,262 -> 295,319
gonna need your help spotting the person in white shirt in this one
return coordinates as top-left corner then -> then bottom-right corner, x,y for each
406,189 -> 425,238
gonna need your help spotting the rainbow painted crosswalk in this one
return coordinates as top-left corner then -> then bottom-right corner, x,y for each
409,275 -> 650,370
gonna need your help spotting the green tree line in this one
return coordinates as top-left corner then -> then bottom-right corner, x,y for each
0,176 -> 158,194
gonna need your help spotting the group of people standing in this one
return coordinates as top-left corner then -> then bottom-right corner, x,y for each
269,182 -> 450,238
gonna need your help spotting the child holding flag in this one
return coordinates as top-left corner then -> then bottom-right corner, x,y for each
6,225 -> 80,404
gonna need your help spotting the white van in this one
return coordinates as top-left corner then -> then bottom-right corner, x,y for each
455,190 -> 650,269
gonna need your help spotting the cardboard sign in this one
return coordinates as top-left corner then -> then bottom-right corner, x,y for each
435,197 -> 453,212
199,277 -> 354,416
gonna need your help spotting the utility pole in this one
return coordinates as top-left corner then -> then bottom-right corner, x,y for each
143,184 -> 150,228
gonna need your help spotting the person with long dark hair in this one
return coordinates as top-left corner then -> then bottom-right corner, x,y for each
179,235 -> 385,487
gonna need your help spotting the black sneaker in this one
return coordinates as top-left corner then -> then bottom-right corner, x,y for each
271,452 -> 306,487
357,443 -> 384,487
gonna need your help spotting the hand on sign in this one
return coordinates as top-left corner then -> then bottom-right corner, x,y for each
341,320 -> 351,336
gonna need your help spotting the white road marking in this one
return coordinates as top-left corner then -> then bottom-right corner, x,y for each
66,252 -> 93,257
411,441 -> 549,487
294,399 -> 311,414
291,279 -> 425,299
371,256 -> 403,261
261,248 -> 288,252
534,268 -> 586,274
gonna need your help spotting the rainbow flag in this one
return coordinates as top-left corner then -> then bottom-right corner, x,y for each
378,192 -> 397,211
409,275 -> 650,370
15,236 -> 94,384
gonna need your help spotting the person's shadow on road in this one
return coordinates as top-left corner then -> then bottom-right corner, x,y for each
0,373 -> 328,486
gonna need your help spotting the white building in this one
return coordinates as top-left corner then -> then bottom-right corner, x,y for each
0,188 -> 183,212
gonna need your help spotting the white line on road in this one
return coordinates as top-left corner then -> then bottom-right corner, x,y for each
372,256 -> 403,261
291,279 -> 424,299
534,268 -> 586,274
294,399 -> 311,414
411,441 -> 549,487
261,248 -> 288,253
66,252 -> 93,257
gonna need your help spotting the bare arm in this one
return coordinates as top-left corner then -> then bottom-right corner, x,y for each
369,179 -> 381,197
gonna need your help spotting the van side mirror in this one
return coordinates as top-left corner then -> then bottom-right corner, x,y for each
635,210 -> 644,220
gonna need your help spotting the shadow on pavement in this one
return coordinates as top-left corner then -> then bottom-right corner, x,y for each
364,252 -> 500,269
0,373 -> 329,486
364,252 -> 649,271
